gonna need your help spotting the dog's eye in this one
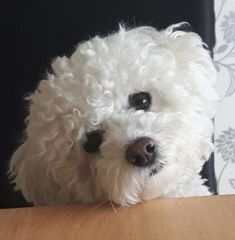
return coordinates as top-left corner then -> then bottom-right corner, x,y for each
129,92 -> 151,111
83,130 -> 103,153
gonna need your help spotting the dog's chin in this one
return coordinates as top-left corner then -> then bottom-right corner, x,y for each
141,164 -> 181,202
108,164 -> 180,206
97,162 -> 168,206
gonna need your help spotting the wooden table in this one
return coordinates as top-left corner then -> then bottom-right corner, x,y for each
0,195 -> 234,240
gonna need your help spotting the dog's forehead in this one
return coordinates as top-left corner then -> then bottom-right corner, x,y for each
73,29 -> 175,93
65,26 -> 217,120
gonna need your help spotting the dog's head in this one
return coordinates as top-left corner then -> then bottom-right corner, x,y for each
10,23 -> 219,206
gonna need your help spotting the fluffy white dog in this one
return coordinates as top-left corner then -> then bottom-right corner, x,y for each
10,23 -> 219,206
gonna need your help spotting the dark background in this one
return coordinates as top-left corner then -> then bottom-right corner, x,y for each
1,0 -> 216,208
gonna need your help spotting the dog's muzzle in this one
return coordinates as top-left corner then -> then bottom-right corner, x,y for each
125,137 -> 157,167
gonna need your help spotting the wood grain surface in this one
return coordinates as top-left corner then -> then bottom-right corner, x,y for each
0,195 -> 234,240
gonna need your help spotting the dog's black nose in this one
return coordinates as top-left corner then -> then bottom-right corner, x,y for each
125,138 -> 157,167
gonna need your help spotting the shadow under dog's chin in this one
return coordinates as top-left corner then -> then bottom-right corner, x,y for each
149,166 -> 163,176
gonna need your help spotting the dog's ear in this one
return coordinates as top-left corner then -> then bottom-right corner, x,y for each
162,22 -> 220,116
166,22 -> 211,52
171,22 -> 192,33
9,69 -> 85,205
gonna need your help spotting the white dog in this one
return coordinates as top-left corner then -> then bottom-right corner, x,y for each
9,23 -> 219,206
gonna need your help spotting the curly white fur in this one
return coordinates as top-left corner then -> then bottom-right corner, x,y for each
9,23 -> 219,206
